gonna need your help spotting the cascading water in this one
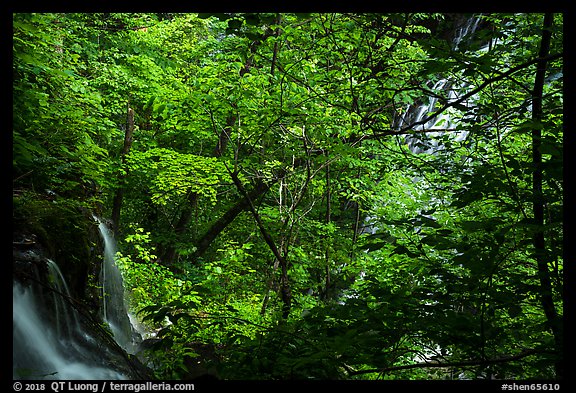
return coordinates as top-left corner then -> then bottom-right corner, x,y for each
336,16 -> 492,308
393,15 -> 485,154
387,16 -> 508,376
44,259 -> 81,338
94,216 -> 142,355
13,257 -> 127,380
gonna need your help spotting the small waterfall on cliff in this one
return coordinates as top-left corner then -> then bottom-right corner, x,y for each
94,216 -> 142,354
44,259 -> 81,338
13,258 -> 127,380
393,15 -> 484,154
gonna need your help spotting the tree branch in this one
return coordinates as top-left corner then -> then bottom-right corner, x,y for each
396,52 -> 562,134
224,163 -> 292,319
347,349 -> 549,376
357,127 -> 460,142
531,13 -> 562,379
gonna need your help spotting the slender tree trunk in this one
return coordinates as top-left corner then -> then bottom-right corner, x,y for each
160,191 -> 199,266
531,12 -> 562,379
323,154 -> 331,300
111,103 -> 134,236
269,14 -> 282,76
349,166 -> 363,261
227,167 -> 292,319
192,179 -> 273,261
181,22 -> 281,265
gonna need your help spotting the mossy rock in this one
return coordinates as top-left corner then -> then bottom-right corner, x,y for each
13,190 -> 102,304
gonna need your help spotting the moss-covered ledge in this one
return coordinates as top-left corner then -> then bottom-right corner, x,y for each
13,190 -> 103,307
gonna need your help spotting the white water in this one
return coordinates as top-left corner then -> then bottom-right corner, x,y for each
95,216 -> 142,354
45,259 -> 81,339
394,15 -> 484,154
13,215 -> 147,379
13,282 -> 127,380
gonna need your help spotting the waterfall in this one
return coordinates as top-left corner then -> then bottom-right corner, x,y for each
94,216 -> 142,354
45,259 -> 81,339
453,16 -> 481,50
394,15 -> 484,154
13,258 -> 127,380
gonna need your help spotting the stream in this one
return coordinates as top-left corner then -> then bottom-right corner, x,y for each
13,217 -> 146,380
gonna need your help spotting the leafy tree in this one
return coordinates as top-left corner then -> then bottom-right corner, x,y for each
13,12 -> 562,380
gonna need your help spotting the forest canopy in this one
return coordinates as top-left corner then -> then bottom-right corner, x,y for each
12,12 -> 563,380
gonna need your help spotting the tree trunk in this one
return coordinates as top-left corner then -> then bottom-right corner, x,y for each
160,115 -> 236,266
227,168 -> 292,319
111,104 -> 134,236
160,191 -> 199,266
323,154 -> 331,300
192,179 -> 273,261
531,12 -> 562,379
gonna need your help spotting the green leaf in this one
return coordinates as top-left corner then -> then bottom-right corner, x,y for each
417,215 -> 442,228
512,120 -> 544,134
538,141 -> 562,156
227,19 -> 243,30
364,241 -> 387,252
460,220 -> 486,232
392,244 -> 419,258
508,304 -> 523,318
420,234 -> 453,250
144,96 -> 156,111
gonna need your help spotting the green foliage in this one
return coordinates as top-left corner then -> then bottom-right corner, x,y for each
14,12 -> 562,380
125,148 -> 228,206
13,13 -> 112,201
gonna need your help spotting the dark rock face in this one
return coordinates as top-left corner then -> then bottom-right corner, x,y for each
13,196 -> 102,303
13,197 -> 153,380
